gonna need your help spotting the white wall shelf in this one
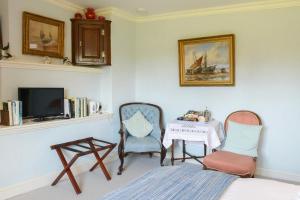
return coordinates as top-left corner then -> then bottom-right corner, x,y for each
0,112 -> 113,136
0,60 -> 102,73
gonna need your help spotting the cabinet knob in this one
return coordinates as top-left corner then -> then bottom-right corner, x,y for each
101,30 -> 105,36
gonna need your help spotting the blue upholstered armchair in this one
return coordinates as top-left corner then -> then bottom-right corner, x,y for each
117,103 -> 166,175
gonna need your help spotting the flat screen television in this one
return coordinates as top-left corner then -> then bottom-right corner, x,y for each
18,88 -> 64,120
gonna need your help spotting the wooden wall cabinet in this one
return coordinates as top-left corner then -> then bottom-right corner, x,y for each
71,19 -> 111,66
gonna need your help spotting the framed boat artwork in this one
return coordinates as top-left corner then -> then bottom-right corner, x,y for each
22,12 -> 64,58
178,34 -> 235,86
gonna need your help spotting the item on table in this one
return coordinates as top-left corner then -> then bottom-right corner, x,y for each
177,116 -> 184,120
177,110 -> 201,121
85,8 -> 96,19
198,116 -> 206,122
184,113 -> 198,121
204,107 -> 211,122
177,109 -> 212,122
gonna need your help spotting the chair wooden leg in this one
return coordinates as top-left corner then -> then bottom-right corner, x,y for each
182,140 -> 186,162
171,140 -> 175,166
117,142 -> 124,175
160,146 -> 166,166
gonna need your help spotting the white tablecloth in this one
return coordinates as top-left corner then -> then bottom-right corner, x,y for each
163,120 -> 225,149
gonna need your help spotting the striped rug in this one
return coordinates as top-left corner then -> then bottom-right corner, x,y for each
101,164 -> 237,200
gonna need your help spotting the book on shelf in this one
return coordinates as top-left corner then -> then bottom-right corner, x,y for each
80,98 -> 84,117
67,97 -> 89,119
0,100 -> 23,126
64,99 -> 71,118
8,102 -> 12,125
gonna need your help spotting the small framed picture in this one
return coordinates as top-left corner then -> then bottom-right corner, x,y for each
178,34 -> 235,86
22,12 -> 64,58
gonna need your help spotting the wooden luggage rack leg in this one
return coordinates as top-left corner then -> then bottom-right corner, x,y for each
50,137 -> 116,194
52,148 -> 81,194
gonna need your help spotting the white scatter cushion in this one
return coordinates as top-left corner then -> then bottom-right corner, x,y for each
222,121 -> 262,157
123,111 -> 153,138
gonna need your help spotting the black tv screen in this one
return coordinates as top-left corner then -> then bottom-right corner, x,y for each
18,88 -> 64,119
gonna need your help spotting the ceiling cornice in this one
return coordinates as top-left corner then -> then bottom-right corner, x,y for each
44,0 -> 84,13
134,0 -> 300,22
45,0 -> 300,22
95,7 -> 136,21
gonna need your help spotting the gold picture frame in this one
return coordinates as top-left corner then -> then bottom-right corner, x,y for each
178,34 -> 235,86
22,12 -> 64,58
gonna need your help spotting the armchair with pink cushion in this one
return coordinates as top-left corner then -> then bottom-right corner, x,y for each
203,110 -> 262,178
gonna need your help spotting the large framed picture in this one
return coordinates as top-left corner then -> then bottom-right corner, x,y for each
178,34 -> 235,86
22,12 -> 64,58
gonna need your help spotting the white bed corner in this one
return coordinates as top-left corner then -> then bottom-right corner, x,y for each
221,178 -> 300,200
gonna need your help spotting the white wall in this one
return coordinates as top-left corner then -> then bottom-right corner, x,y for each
0,0 -> 136,196
110,15 -> 136,139
0,67 -> 104,102
135,7 -> 300,175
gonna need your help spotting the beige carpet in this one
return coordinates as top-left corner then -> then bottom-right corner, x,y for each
8,154 -> 298,200
9,155 -> 163,200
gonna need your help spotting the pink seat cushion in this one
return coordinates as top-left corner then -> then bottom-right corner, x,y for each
203,150 -> 256,177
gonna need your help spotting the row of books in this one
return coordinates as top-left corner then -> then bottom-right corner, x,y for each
0,97 -> 99,126
66,97 -> 89,118
0,101 -> 23,126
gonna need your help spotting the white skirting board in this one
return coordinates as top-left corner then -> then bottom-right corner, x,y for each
0,152 -> 118,200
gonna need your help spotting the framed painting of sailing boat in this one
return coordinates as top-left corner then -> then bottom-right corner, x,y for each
22,12 -> 64,58
178,34 -> 235,86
